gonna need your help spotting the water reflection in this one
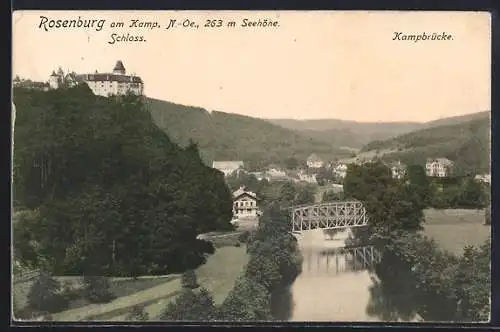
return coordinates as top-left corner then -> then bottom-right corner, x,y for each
286,229 -> 422,322
301,245 -> 381,275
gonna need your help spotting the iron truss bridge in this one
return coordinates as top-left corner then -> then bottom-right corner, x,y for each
291,201 -> 368,233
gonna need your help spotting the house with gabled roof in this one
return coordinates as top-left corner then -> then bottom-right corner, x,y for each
232,186 -> 259,219
425,158 -> 454,177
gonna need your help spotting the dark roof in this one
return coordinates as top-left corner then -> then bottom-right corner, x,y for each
113,60 -> 126,72
78,73 -> 143,83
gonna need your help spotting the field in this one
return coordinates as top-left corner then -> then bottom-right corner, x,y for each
15,245 -> 249,322
422,208 -> 490,256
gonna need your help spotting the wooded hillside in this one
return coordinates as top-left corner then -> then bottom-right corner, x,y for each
146,98 -> 353,170
13,86 -> 233,276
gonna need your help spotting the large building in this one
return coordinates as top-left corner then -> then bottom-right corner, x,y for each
426,158 -> 454,177
232,186 -> 259,219
212,161 -> 244,177
48,61 -> 144,97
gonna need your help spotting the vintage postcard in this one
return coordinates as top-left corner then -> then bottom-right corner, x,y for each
11,10 -> 491,324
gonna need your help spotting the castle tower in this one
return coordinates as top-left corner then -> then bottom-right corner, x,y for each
112,60 -> 126,75
49,71 -> 60,89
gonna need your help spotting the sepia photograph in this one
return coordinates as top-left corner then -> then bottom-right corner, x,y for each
11,10 -> 491,323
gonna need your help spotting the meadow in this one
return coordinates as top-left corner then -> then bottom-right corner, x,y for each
422,208 -> 490,256
14,244 -> 249,322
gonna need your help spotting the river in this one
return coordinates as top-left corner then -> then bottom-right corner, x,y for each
286,228 -> 421,322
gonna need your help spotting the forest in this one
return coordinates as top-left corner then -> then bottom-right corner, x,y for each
13,86 -> 234,276
146,98 -> 353,170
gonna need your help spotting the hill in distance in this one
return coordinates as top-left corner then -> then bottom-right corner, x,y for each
267,111 -> 490,149
145,98 -> 354,170
359,112 -> 491,175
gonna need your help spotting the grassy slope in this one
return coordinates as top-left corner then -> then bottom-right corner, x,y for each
422,209 -> 490,256
146,98 -> 352,166
50,246 -> 249,321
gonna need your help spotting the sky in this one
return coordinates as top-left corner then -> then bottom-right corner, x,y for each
12,11 -> 491,122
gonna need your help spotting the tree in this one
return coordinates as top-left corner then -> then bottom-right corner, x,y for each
322,190 -> 343,202
181,270 -> 199,289
278,182 -> 296,206
218,277 -> 272,321
343,161 -> 424,244
27,273 -> 68,314
82,276 -> 115,303
451,240 -> 490,321
485,205 -> 491,225
459,177 -> 486,208
126,304 -> 149,321
284,157 -> 299,170
405,164 -> 431,208
294,185 -> 316,205
13,87 -> 234,276
161,288 -> 217,321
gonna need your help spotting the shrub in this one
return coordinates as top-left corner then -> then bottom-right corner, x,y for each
82,276 -> 116,304
126,304 -> 149,321
181,270 -> 199,289
238,231 -> 250,243
161,288 -> 217,321
27,273 -> 69,314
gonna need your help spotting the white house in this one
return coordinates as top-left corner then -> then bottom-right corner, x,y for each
212,161 -> 244,177
425,158 -> 454,177
306,153 -> 324,168
232,186 -> 259,219
332,162 -> 349,179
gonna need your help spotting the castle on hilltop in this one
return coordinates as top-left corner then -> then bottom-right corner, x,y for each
14,60 -> 144,97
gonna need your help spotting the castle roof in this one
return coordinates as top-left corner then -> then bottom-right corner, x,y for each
113,60 -> 126,72
78,73 -> 143,83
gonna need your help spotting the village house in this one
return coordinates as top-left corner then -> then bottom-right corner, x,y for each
232,186 -> 259,219
389,161 -> 407,179
212,161 -> 245,177
297,170 -> 318,184
306,153 -> 325,168
48,60 -> 144,97
425,158 -> 454,177
475,173 -> 491,184
332,161 -> 349,179
248,171 -> 268,181
265,165 -> 287,181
